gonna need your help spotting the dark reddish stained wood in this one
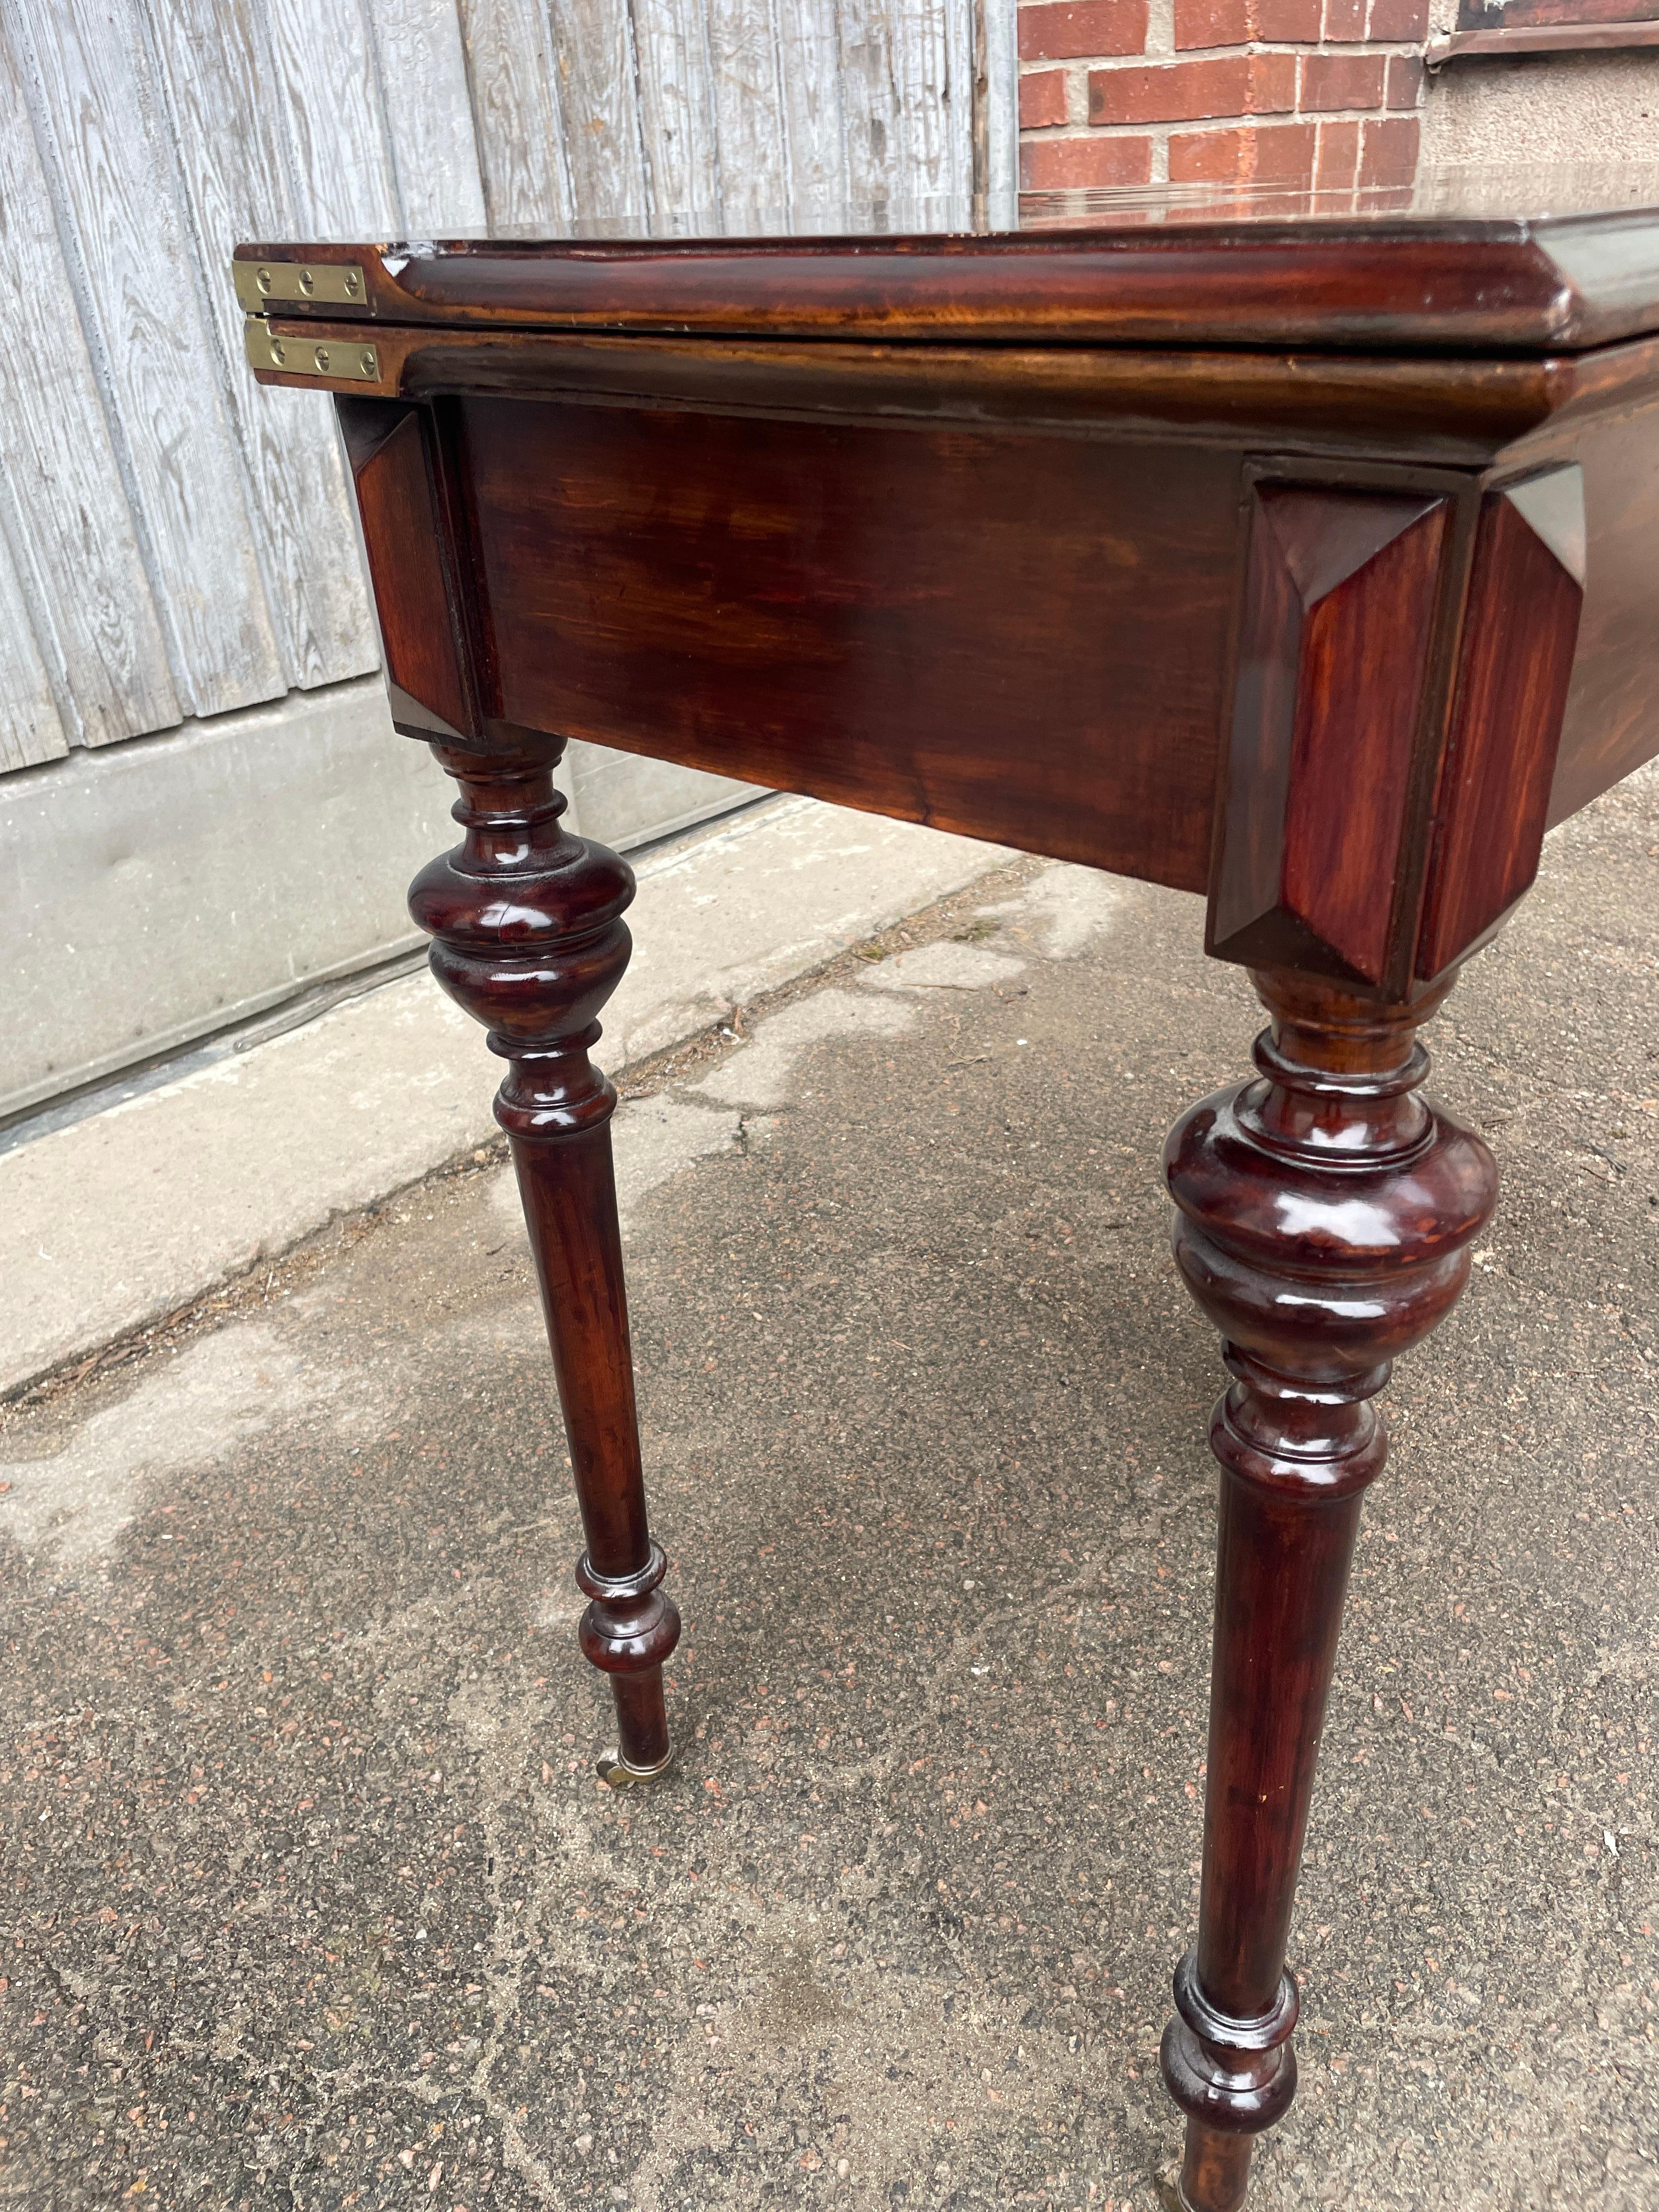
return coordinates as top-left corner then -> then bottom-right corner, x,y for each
1210,483 -> 1453,988
234,208 -> 1659,353
461,394 -> 1233,892
229,194 -> 1659,2205
407,740 -> 680,1779
337,399 -> 474,743
270,315 -> 1659,469
1161,970 -> 1498,2211
1547,402 -> 1659,822
1417,467 -> 1585,980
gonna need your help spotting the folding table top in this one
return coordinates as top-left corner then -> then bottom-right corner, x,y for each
235,163 -> 1659,355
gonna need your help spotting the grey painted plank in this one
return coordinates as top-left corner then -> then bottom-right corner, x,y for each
365,0 -> 489,229
551,0 -> 650,223
631,0 -> 721,227
13,0 -> 286,720
839,0 -> 966,220
776,0 -> 846,223
146,0 -> 376,691
262,0 -> 401,234
0,511 -> 67,772
705,0 -> 787,230
0,18 -> 180,751
458,0 -> 574,228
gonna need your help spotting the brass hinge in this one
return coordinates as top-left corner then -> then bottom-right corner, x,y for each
244,319 -> 381,382
232,258 -> 367,311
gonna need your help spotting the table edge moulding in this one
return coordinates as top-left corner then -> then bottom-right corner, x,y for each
235,184 -> 1659,2211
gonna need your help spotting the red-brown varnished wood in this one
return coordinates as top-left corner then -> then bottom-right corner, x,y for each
1417,466 -> 1585,980
226,191 -> 1659,2202
460,395 -> 1234,891
275,316 -> 1659,464
1210,482 -> 1456,987
1161,972 -> 1497,2211
337,400 -> 476,743
233,214 -> 1659,352
407,741 -> 679,1778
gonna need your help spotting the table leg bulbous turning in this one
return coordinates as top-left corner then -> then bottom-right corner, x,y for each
408,738 -> 680,1780
1159,969 -> 1498,2211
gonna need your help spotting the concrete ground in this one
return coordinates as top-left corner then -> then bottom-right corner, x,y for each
1,770 -> 1655,2212
1,796 -> 1007,1396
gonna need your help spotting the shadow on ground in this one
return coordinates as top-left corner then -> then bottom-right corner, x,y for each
1,769 -> 1656,2211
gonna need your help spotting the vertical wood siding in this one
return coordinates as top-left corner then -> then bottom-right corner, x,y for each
0,0 -> 995,776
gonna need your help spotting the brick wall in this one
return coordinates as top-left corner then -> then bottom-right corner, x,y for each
1018,0 -> 1427,194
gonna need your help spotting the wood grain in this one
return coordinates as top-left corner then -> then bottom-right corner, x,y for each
1164,971 -> 1497,2209
15,0 -> 284,720
551,0 -> 651,222
338,400 -> 472,741
705,0 -> 789,230
839,0 -> 969,217
239,221 -> 1659,354
776,0 -> 848,218
145,0 -> 377,692
1211,485 -> 1452,988
1416,467 -> 1585,979
461,393 -> 1231,887
1547,392 -> 1659,825
630,0 -> 723,228
0,20 -> 178,751
0,523 -> 66,773
264,0 -> 402,234
456,0 -> 575,229
364,0 -> 489,231
408,737 -> 681,1776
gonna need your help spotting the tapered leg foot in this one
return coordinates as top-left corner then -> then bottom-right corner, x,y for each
1175,2118 -> 1255,2212
409,738 -> 681,1772
1158,969 -> 1497,2204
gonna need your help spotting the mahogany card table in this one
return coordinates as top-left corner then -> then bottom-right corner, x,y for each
238,168 -> 1659,2209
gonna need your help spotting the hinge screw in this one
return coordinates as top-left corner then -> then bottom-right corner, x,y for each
256,267 -> 273,294
269,339 -> 287,366
313,346 -> 331,371
344,270 -> 361,296
298,267 -> 315,294
360,349 -> 376,375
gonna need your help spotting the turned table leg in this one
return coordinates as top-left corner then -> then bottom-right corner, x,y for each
408,738 -> 680,1781
1158,969 -> 1497,2210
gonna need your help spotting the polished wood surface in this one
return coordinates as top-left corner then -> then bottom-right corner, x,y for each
235,202 -> 1659,349
1163,970 -> 1497,2210
1211,478 -> 1459,988
241,194 -> 1659,2204
407,738 -> 680,1778
1418,467 -> 1587,974
465,394 -> 1229,889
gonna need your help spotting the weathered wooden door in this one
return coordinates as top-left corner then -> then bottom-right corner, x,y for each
0,0 -> 1014,1123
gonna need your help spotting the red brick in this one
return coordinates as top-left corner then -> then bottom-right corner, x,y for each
1299,50 -> 1385,108
1173,0 -> 1328,41
1019,134 -> 1155,189
1366,0 -> 1430,35
1321,0 -> 1368,36
1254,0 -> 1325,36
1019,0 -> 1149,60
1360,114 -> 1420,184
1089,53 -> 1295,125
1019,69 -> 1071,127
1313,117 -> 1361,192
1169,121 -> 1317,183
1385,52 -> 1425,107
1174,0 -> 1249,47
